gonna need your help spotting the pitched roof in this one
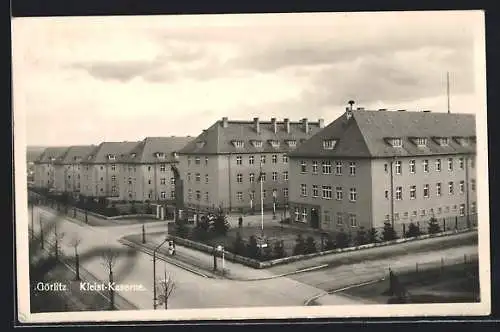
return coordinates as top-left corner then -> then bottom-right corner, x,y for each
178,118 -> 324,155
35,147 -> 70,163
81,141 -> 140,164
289,110 -> 476,158
26,147 -> 46,163
119,136 -> 193,163
54,145 -> 97,164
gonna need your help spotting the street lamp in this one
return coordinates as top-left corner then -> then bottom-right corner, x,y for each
217,245 -> 225,275
153,237 -> 169,309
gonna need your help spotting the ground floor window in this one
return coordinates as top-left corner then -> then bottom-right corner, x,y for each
349,214 -> 357,227
336,213 -> 343,226
459,204 -> 465,216
301,208 -> 307,223
161,192 -> 166,199
471,202 -> 476,213
294,208 -> 300,222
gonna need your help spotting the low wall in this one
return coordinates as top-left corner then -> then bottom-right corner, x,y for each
66,207 -> 155,221
169,227 -> 477,269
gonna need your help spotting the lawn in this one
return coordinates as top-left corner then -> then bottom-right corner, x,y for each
340,261 -> 480,304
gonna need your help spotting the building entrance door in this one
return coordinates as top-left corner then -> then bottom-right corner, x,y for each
311,208 -> 319,229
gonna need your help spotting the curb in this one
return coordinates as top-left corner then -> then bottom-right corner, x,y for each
118,239 -> 212,279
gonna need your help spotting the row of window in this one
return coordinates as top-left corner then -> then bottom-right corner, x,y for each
186,172 -> 290,183
300,160 -> 357,175
300,185 -> 358,201
295,208 -> 359,227
84,164 -> 170,172
187,155 -> 290,167
384,202 -> 476,222
385,180 -> 476,200
187,188 -> 289,202
388,157 -> 474,175
126,191 -> 176,200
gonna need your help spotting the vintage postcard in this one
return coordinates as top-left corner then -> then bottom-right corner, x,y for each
12,10 -> 490,324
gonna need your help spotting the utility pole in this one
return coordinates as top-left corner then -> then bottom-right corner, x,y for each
447,71 -> 451,114
153,237 -> 168,309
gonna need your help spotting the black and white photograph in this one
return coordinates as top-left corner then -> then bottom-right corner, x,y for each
12,10 -> 490,323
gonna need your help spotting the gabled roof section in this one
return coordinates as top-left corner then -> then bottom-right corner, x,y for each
178,118 -> 324,155
81,141 -> 140,164
290,110 -> 476,158
119,136 -> 193,163
35,147 -> 70,163
54,145 -> 96,164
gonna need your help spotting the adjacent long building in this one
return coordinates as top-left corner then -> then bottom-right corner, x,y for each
177,117 -> 324,213
33,146 -> 69,191
287,108 -> 477,235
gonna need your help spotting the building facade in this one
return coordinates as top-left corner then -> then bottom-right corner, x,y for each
178,117 -> 324,213
117,136 -> 192,203
288,108 -> 477,235
33,147 -> 69,191
80,141 -> 139,199
52,145 -> 96,197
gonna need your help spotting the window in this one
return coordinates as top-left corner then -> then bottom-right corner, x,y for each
459,157 -> 464,170
283,171 -> 288,181
272,189 -> 277,199
423,184 -> 429,198
445,206 -> 450,213
283,188 -> 288,198
349,188 -> 357,202
471,179 -> 476,191
323,210 -> 331,224
128,177 -> 132,184
233,140 -> 245,148
349,162 -> 356,176
395,161 -> 402,175
436,183 -> 442,196
282,155 -> 288,163
337,213 -> 343,226
437,207 -> 442,214
195,190 -> 201,201
195,157 -> 201,165
187,157 -> 191,166
260,155 -> 266,164
111,175 -> 116,182
300,160 -> 307,173
471,158 -> 475,169
269,140 -> 280,149
160,178 -> 166,185
170,177 -> 175,185
322,161 -> 332,174
205,157 -> 208,165
187,173 -> 191,182
237,192 -> 243,201
249,173 -> 255,183
322,186 -> 332,199
459,204 -> 465,216
111,164 -> 116,171
323,139 -> 337,150
471,202 -> 476,213
448,158 -> 453,171
336,161 -> 343,175
420,209 -> 426,217
409,160 -> 416,173
312,161 -> 318,174
301,184 -> 307,197
439,137 -> 449,146
262,190 -> 267,199
385,190 -> 389,199
192,173 -> 199,182
336,187 -> 343,200
452,205 -> 457,211
349,214 -> 357,227
253,140 -> 263,148
384,163 -> 388,173
391,138 -> 402,147
396,186 -> 402,200
249,155 -> 254,165
294,208 -> 300,222
415,137 -> 427,147
301,208 -> 307,222
394,213 -> 400,221
287,140 -> 297,148
272,154 -> 278,164
236,156 -> 242,165
448,181 -> 454,195
250,191 -> 256,200
236,174 -> 243,183
459,180 -> 465,194
111,186 -> 117,193
312,185 -> 319,197
157,164 -> 165,172
272,172 -> 278,181
423,160 -> 429,173
161,192 -> 167,199
171,191 -> 176,200
412,210 -> 417,218
385,214 -> 390,223
205,174 -> 209,184
436,159 -> 442,172
410,185 -> 416,199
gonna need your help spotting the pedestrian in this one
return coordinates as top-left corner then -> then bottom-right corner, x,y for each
238,215 -> 243,228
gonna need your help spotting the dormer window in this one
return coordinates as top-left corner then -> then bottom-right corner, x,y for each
386,137 -> 402,148
269,140 -> 280,148
413,137 -> 428,147
251,140 -> 263,148
454,136 -> 472,146
196,141 -> 206,149
156,152 -> 165,159
286,140 -> 297,148
130,153 -> 137,158
323,139 -> 338,150
172,152 -> 178,159
108,154 -> 116,161
87,155 -> 93,160
49,157 -> 56,161
434,137 -> 449,146
232,140 -> 245,148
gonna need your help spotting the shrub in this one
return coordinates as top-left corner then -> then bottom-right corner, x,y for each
324,234 -> 336,250
405,222 -> 421,238
209,213 -> 230,236
304,236 -> 317,254
382,222 -> 398,241
232,232 -> 246,256
129,204 -> 137,215
246,235 -> 260,259
367,228 -> 379,243
335,229 -> 350,249
354,226 -> 369,246
272,240 -> 286,259
428,217 -> 441,234
293,234 -> 306,255
175,220 -> 190,239
261,242 -> 273,261
144,204 -> 153,214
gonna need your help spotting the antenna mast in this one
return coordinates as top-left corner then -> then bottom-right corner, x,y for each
447,72 -> 451,114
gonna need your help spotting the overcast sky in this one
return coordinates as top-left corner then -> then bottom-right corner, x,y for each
12,11 -> 485,147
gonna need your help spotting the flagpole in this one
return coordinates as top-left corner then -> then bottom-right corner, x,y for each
260,158 -> 264,235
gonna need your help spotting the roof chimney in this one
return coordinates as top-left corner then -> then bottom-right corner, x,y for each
318,118 -> 324,128
397,109 -> 406,112
302,118 -> 309,133
357,107 -> 365,110
378,108 -> 387,111
222,117 -> 228,128
284,118 -> 290,134
423,110 -> 431,113
271,118 -> 277,133
253,117 -> 260,134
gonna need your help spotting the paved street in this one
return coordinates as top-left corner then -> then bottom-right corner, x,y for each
28,206 -> 479,310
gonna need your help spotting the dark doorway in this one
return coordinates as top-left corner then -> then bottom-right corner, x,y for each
311,208 -> 319,229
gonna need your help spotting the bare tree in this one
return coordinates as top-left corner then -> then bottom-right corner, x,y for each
52,223 -> 65,260
100,249 -> 119,310
69,235 -> 82,280
157,268 -> 175,310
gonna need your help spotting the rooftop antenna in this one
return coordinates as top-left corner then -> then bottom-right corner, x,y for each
446,72 -> 451,114
348,100 -> 355,110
